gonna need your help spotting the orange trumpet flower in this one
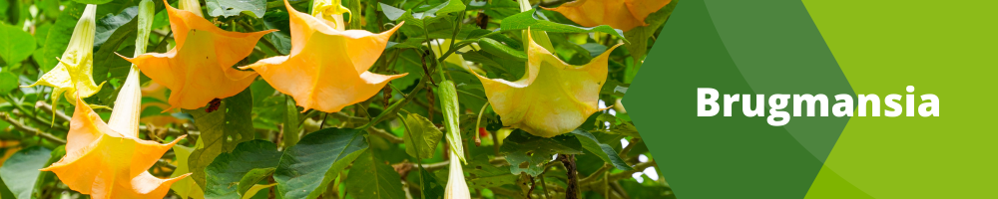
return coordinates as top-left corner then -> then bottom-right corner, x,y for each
40,97 -> 187,198
545,0 -> 671,32
122,0 -> 275,110
240,0 -> 406,113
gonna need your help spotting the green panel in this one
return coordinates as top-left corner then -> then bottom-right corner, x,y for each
802,0 -> 998,198
704,0 -> 853,161
627,0 -> 852,198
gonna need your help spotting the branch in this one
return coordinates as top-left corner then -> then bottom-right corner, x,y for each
368,127 -> 404,144
0,112 -> 67,145
403,156 -> 507,172
35,101 -> 71,122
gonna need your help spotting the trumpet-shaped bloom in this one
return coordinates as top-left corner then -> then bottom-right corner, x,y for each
40,96 -> 188,198
240,0 -> 406,113
444,151 -> 471,199
123,1 -> 275,110
472,32 -> 621,137
545,0 -> 671,32
23,4 -> 104,110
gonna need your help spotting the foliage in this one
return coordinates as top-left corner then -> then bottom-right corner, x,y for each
0,0 -> 677,198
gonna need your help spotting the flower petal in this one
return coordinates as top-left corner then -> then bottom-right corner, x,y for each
545,0 -> 670,31
473,32 -> 620,137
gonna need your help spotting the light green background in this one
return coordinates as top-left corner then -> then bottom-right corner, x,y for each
802,0 -> 998,198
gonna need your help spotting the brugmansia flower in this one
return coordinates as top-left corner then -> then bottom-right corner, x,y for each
40,96 -> 188,198
444,150 -> 471,199
240,0 -> 406,113
544,0 -> 671,32
23,4 -> 104,112
123,0 -> 275,110
472,32 -> 621,137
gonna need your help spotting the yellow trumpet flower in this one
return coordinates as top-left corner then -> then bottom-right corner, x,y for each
123,0 -> 275,110
472,31 -> 621,137
545,0 -> 671,32
23,4 -> 105,112
240,0 -> 406,113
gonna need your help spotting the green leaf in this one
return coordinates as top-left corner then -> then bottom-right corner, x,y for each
93,7 -> 138,84
206,0 -> 267,18
500,9 -> 627,42
428,0 -> 465,17
402,113 -> 443,159
71,0 -> 113,5
500,130 -> 583,176
468,0 -> 518,20
205,140 -> 283,199
345,151 -> 406,199
283,96 -> 300,148
477,37 -> 527,62
0,72 -> 17,95
0,146 -> 52,199
238,168 -> 275,197
0,24 -> 36,65
570,130 -> 633,170
94,6 -> 137,48
170,145 -> 205,199
465,155 -> 516,189
274,127 -> 369,199
187,88 -> 256,189
379,3 -> 405,21
241,183 -> 276,199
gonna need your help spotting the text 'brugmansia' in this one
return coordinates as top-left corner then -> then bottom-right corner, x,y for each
697,86 -> 939,126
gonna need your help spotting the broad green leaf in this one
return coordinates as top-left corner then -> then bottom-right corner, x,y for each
170,145 -> 205,199
468,0 -> 518,20
205,140 -> 283,199
275,127 -> 369,199
92,7 -> 138,84
465,155 -> 516,189
570,130 -> 633,170
379,3 -> 405,21
283,96 -> 300,148
71,0 -> 113,5
206,0 -> 267,18
500,9 -> 627,42
500,130 -> 583,176
402,113 -> 443,159
238,168 -> 275,197
188,88 -> 256,189
94,6 -> 137,48
477,37 -> 526,62
241,183 -> 276,199
428,0 -> 465,17
0,72 -> 17,95
0,146 -> 51,199
344,151 -> 406,199
415,167 -> 445,199
0,24 -> 36,65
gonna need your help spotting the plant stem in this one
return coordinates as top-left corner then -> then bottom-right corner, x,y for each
0,112 -> 67,144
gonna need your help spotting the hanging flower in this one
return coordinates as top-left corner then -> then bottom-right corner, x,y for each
472,31 -> 621,137
239,0 -> 406,113
23,4 -> 104,113
444,150 -> 471,199
40,96 -> 188,198
544,0 -> 671,32
122,0 -> 275,110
